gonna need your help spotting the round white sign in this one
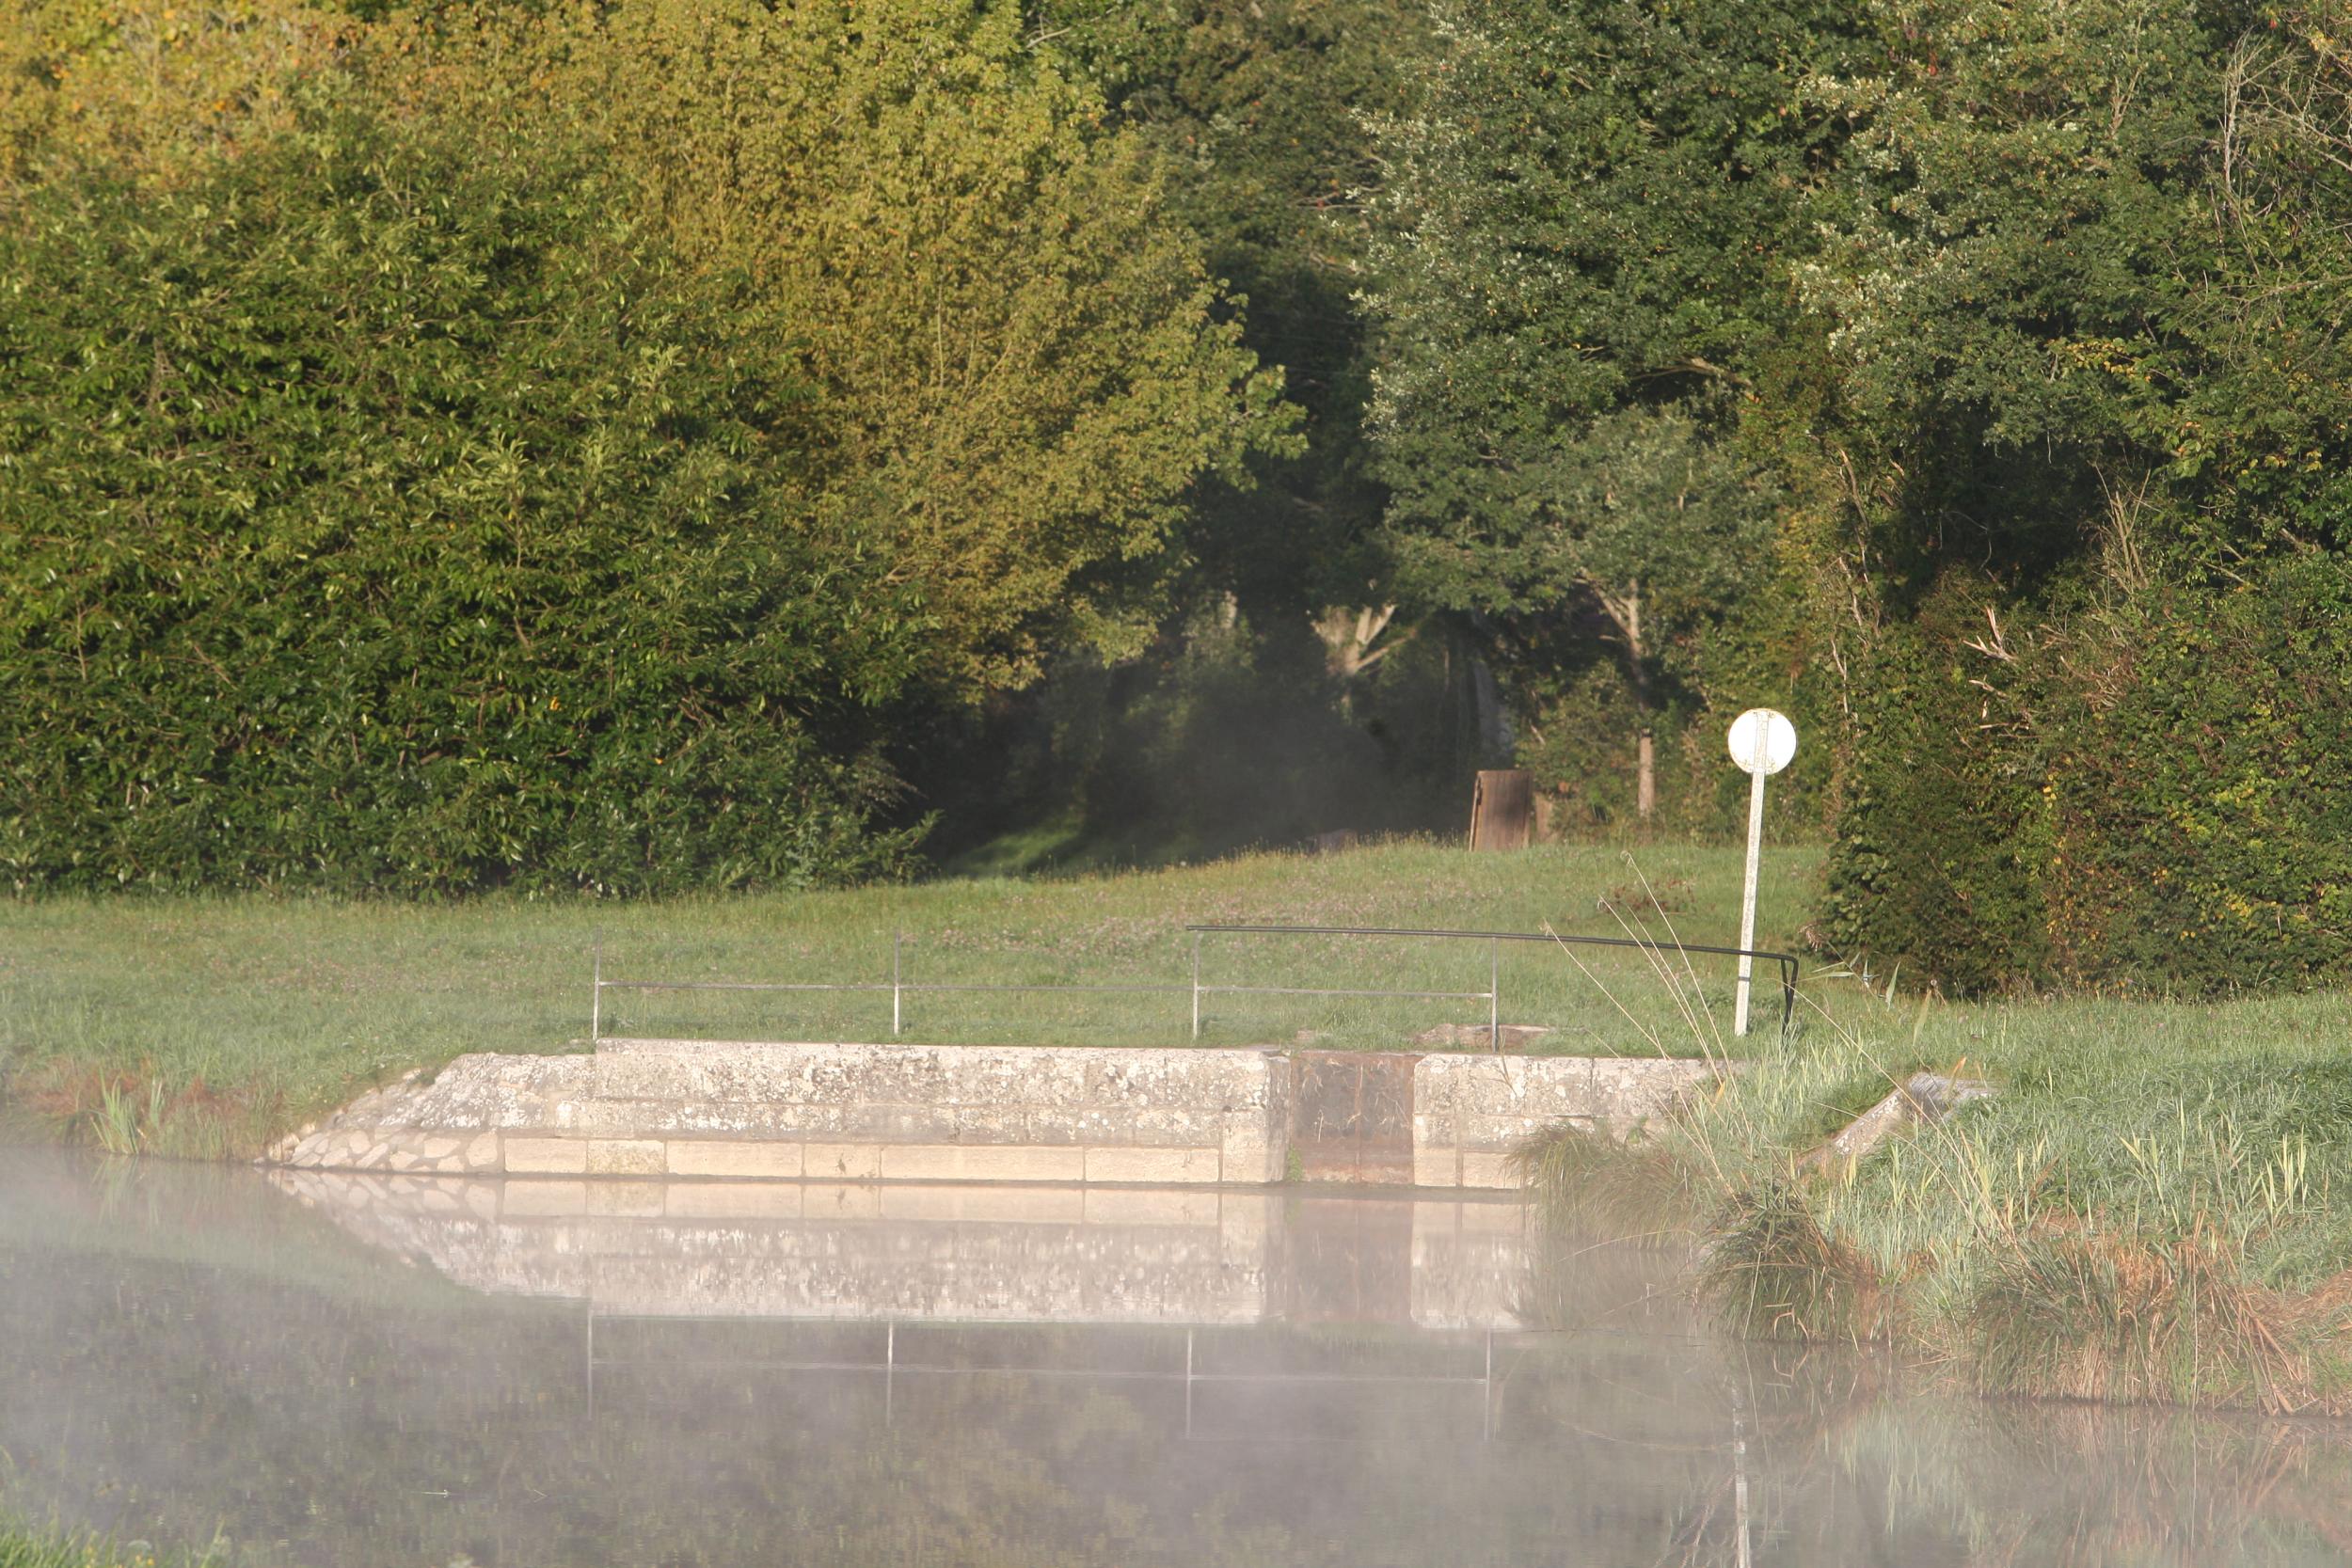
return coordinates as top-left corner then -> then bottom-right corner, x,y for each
1726,708 -> 1797,776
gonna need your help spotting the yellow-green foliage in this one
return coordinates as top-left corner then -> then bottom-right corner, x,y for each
0,0 -> 1295,894
377,0 -> 1299,694
0,0 -> 334,189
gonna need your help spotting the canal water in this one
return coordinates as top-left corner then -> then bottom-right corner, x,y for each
2,1148 -> 2347,1566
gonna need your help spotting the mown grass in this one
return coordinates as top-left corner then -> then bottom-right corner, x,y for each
1512,975 -> 2352,1412
0,840 -> 1817,1154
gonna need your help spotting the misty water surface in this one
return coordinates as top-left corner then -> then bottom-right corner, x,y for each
1,1149 -> 2346,1567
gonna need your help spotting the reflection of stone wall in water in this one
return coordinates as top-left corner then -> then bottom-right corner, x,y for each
11,1155 -> 2343,1568
270,1170 -> 1543,1330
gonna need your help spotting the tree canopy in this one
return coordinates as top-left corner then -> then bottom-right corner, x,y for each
12,0 -> 2352,992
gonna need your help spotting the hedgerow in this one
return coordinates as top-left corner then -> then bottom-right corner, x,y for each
0,104 -> 924,894
1824,559 -> 2352,995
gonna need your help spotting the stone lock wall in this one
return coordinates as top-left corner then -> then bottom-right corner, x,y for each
269,1040 -> 1293,1186
266,1038 -> 1727,1190
1412,1054 -> 1725,1188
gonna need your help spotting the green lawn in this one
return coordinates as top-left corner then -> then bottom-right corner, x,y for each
6,837 -> 2352,1180
0,841 -> 1814,1150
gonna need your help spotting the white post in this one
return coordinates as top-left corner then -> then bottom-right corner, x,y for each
1735,763 -> 1767,1037
1725,709 -> 1796,1037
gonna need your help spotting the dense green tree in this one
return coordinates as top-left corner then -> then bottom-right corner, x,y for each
1041,0 -> 1435,617
0,0 -> 336,192
1383,404 -> 1774,817
0,101 -> 922,893
1808,0 -> 2352,990
384,0 -> 1299,698
1363,0 -> 1855,819
1799,0 -> 2240,594
903,0 -> 1471,864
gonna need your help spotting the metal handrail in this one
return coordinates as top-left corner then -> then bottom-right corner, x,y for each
1184,925 -> 1801,1046
589,924 -> 1800,1050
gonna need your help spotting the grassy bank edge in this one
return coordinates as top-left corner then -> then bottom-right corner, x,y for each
1511,1037 -> 2352,1415
0,1519 -> 226,1568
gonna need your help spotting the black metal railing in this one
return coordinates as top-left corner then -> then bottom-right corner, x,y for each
591,924 -> 1799,1049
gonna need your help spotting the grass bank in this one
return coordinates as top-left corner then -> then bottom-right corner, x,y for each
0,1521 -> 224,1568
0,841 -> 1815,1154
1516,980 -> 2352,1413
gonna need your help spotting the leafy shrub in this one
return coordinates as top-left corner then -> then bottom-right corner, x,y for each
1820,578 -> 2050,994
2042,559 -> 2352,993
0,103 -> 924,894
1827,559 -> 2352,995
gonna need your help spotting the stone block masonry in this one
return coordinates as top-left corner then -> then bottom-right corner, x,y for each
265,1039 -> 1729,1190
1411,1054 -> 1727,1189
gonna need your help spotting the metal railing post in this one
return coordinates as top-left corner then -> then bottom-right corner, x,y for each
1190,930 -> 1201,1041
1489,939 -> 1500,1053
591,936 -> 602,1046
892,931 -> 902,1038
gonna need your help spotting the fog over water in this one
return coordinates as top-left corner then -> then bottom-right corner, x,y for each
2,1149 -> 2347,1566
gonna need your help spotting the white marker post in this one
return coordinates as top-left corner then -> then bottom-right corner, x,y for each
1726,707 -> 1797,1037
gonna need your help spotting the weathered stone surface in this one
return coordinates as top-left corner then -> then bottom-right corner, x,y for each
878,1144 -> 1085,1183
1411,1054 -> 1738,1188
1800,1072 -> 1994,1172
1084,1147 -> 1220,1184
805,1143 -> 884,1180
586,1139 -> 666,1177
504,1137 -> 588,1176
266,1041 -> 1736,1189
1458,1151 -> 1517,1190
666,1140 -> 804,1180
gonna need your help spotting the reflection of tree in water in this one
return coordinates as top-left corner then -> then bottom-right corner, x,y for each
1817,1399 -> 2352,1568
1512,1224 -> 2352,1567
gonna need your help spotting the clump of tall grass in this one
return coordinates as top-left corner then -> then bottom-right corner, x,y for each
8,1060 -> 253,1161
0,1521 -> 229,1568
1962,1229 -> 2349,1411
1506,1121 -> 1700,1236
1703,1184 -> 1894,1344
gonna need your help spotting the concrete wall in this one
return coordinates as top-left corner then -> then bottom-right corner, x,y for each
265,1040 -> 1728,1190
269,1041 -> 1292,1186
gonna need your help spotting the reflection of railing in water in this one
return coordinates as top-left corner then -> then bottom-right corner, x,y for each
589,924 -> 1802,1049
582,1313 -> 1516,1443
